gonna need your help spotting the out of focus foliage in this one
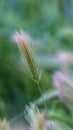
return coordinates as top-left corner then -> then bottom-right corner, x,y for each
0,0 -> 73,126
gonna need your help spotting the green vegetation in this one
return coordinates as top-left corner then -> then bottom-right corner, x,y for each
0,0 -> 73,129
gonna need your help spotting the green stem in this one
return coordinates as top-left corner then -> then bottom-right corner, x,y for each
37,83 -> 48,114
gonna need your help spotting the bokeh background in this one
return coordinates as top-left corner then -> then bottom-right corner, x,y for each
0,0 -> 73,120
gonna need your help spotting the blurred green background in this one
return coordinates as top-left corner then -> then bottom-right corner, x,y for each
0,0 -> 73,119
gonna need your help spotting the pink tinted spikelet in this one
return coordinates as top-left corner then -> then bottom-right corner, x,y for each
13,30 -> 39,83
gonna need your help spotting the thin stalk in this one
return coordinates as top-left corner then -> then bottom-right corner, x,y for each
36,83 -> 48,115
